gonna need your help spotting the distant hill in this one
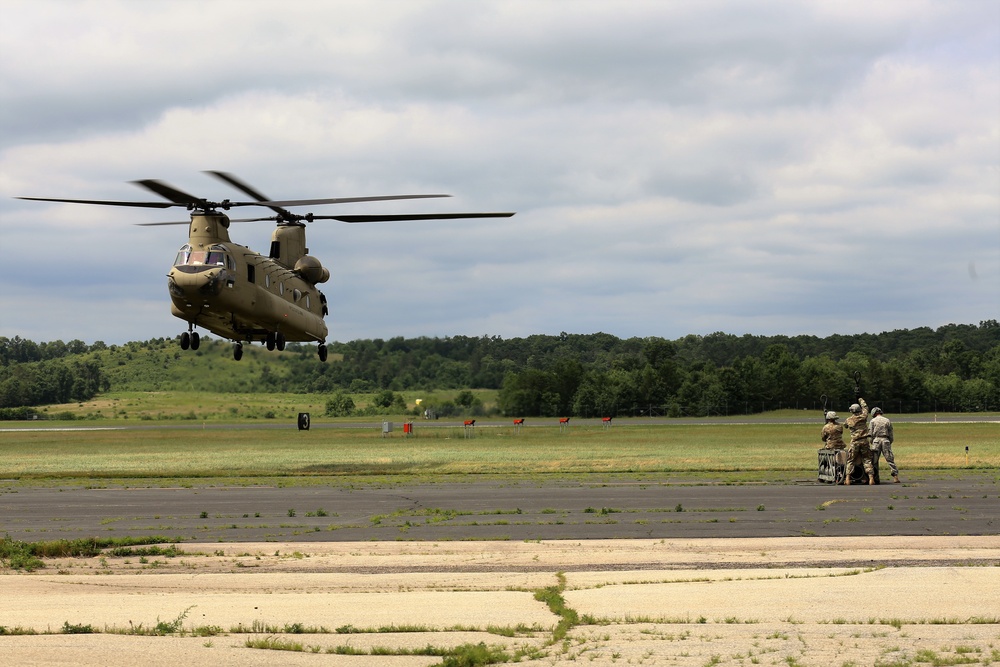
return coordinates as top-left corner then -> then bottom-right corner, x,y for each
2,320 -> 998,417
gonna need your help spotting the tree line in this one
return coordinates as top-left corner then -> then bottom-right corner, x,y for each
1,320 -> 998,416
290,321 -> 1000,416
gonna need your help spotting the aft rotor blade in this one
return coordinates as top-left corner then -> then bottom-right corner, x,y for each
16,196 -> 176,209
259,194 -> 452,207
222,212 -> 516,224
326,212 -> 516,223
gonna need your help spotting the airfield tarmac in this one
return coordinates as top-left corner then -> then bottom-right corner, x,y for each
1,473 -> 997,544
2,474 -> 998,665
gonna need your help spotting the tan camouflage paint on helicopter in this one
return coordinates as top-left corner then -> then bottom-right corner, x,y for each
168,211 -> 330,358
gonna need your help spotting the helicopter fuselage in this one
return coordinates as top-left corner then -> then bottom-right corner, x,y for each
169,213 -> 328,348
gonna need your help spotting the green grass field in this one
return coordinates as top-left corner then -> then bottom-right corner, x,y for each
2,418 -> 997,482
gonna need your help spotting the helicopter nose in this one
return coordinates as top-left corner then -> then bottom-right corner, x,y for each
168,267 -> 226,297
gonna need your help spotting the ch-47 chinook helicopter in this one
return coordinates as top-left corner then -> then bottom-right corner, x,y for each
19,171 -> 514,361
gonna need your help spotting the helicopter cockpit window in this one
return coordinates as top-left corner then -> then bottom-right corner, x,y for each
174,245 -> 229,268
205,245 -> 228,267
173,245 -> 192,267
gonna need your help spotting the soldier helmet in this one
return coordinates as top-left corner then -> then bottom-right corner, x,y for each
872,407 -> 883,416
825,411 -> 838,421
849,403 -> 861,414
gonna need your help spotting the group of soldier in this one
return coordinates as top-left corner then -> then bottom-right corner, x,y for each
821,395 -> 899,485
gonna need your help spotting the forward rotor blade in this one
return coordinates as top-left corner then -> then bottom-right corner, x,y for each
204,171 -> 270,201
18,193 -> 453,210
136,216 -> 280,226
205,170 -> 452,212
204,171 -> 292,218
327,212 -> 516,223
132,179 -> 207,206
16,196 -> 176,209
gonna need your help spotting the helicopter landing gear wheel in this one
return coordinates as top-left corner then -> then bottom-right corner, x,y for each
276,332 -> 286,351
180,331 -> 190,350
265,332 -> 276,351
233,342 -> 243,361
190,331 -> 200,350
318,344 -> 328,362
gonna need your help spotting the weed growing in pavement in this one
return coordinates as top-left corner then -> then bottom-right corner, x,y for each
534,572 -> 579,644
439,643 -> 513,665
244,636 -> 517,663
1,535 -> 185,570
61,622 -> 95,634
244,636 -> 305,652
151,607 -> 192,635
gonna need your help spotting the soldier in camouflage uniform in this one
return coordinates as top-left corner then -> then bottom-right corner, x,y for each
869,407 -> 899,483
844,396 -> 875,485
821,412 -> 845,450
821,410 -> 846,484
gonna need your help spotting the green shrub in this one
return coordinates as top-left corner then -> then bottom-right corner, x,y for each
325,392 -> 355,417
0,536 -> 44,571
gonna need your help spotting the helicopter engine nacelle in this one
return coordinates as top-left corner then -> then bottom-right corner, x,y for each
294,255 -> 330,284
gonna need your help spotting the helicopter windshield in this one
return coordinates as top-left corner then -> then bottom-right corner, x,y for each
173,245 -> 192,266
174,244 -> 228,268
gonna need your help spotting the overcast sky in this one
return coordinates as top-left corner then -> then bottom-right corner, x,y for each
1,0 -> 997,347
